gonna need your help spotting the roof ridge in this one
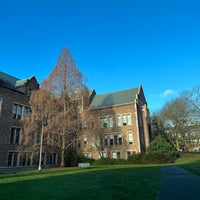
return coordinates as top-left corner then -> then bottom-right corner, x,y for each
0,71 -> 19,81
95,87 -> 139,96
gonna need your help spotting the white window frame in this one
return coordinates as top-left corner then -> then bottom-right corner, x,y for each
116,115 -> 121,126
128,132 -> 133,144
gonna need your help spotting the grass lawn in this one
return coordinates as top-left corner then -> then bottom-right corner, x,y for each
175,152 -> 200,176
0,165 -> 160,200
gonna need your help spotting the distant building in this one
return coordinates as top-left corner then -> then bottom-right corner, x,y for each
0,71 -> 151,167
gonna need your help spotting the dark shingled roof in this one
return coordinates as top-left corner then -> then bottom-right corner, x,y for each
89,87 -> 139,109
0,71 -> 34,89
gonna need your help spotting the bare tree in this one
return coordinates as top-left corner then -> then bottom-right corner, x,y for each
159,97 -> 190,151
21,89 -> 54,165
181,84 -> 200,117
151,113 -> 165,140
41,47 -> 88,167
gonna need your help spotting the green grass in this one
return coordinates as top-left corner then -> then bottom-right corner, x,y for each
175,152 -> 200,176
0,165 -> 160,200
2,153 -> 199,200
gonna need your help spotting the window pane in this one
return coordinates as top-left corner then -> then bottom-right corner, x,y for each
108,116 -> 113,128
112,152 -> 117,159
13,152 -> 18,166
110,135 -> 113,145
128,132 -> 133,144
127,114 -> 131,125
15,129 -> 21,144
117,116 -> 121,126
10,128 -> 15,144
12,104 -> 17,119
118,133 -> 123,145
123,115 -> 127,126
8,152 -> 13,166
104,136 -> 108,146
17,105 -> 22,120
114,135 -> 118,145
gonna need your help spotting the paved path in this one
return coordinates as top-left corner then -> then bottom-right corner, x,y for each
157,166 -> 200,200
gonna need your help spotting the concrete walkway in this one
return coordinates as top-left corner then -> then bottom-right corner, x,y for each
157,166 -> 200,200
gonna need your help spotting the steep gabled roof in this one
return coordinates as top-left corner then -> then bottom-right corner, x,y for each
89,87 -> 139,109
0,71 -> 19,89
0,71 -> 35,90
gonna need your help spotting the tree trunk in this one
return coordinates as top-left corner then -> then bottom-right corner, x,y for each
60,147 -> 65,168
60,133 -> 66,168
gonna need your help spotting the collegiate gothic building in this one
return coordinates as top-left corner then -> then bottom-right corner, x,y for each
0,71 -> 151,167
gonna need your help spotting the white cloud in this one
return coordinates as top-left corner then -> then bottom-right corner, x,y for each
160,89 -> 177,98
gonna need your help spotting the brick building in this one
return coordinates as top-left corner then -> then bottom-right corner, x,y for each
0,71 -> 151,167
0,71 -> 39,167
79,85 -> 151,159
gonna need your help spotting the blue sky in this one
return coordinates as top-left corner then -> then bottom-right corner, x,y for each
1,0 -> 200,113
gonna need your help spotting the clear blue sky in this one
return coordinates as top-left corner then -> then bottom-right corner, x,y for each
1,0 -> 200,113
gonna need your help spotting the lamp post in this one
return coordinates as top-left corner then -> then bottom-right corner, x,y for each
38,116 -> 47,171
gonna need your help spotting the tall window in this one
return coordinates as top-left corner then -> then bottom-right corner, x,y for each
8,152 -> 18,166
109,135 -> 114,145
10,127 -> 21,144
108,116 -> 113,128
100,116 -> 113,128
117,114 -> 131,126
12,104 -> 23,119
123,114 -> 132,126
116,115 -> 121,126
0,98 -> 3,116
104,136 -> 108,146
12,104 -> 30,119
128,132 -> 133,144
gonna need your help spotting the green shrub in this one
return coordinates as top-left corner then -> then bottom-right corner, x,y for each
92,152 -> 175,166
126,152 -> 175,164
148,135 -> 178,159
92,158 -> 127,166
